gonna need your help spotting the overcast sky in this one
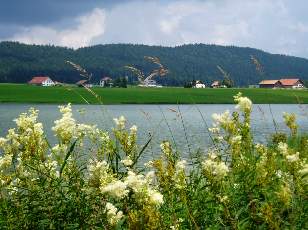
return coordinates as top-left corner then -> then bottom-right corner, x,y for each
1,0 -> 308,58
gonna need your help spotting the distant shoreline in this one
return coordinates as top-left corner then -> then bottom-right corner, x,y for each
2,84 -> 308,104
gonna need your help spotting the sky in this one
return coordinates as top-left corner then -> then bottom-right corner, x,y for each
1,0 -> 308,58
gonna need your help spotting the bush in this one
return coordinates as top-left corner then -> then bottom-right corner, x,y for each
0,94 -> 307,229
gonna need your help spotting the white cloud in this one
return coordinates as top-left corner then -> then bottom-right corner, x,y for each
10,8 -> 106,48
5,0 -> 308,57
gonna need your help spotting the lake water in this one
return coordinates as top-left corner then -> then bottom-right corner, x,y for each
1,104 -> 308,160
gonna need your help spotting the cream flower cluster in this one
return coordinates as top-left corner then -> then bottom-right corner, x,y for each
234,92 -> 252,112
101,180 -> 129,199
212,110 -> 232,127
105,202 -> 123,226
52,104 -> 76,143
14,108 -> 39,131
88,160 -> 114,188
174,160 -> 187,189
52,104 -> 98,144
278,142 -> 300,163
0,154 -> 12,173
202,153 -> 229,180
121,157 -> 133,167
160,141 -> 172,157
100,169 -> 164,206
113,116 -> 126,130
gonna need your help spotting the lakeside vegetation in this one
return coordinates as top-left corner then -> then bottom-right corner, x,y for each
0,93 -> 307,229
1,84 -> 308,104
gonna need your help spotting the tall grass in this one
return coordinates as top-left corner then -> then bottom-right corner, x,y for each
0,94 -> 307,229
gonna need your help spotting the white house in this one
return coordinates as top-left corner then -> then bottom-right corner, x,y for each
193,80 -> 206,88
100,77 -> 112,87
28,76 -> 55,86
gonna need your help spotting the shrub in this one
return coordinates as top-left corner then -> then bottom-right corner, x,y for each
0,94 -> 307,229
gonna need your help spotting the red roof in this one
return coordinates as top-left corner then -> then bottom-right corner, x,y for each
279,78 -> 301,86
101,77 -> 112,81
259,80 -> 280,85
211,81 -> 220,86
29,76 -> 50,84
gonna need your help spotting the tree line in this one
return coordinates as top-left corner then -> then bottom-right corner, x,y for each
1,41 -> 308,86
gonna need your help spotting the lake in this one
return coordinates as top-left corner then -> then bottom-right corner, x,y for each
1,104 -> 308,161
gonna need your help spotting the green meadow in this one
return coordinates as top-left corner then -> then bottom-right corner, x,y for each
1,83 -> 308,104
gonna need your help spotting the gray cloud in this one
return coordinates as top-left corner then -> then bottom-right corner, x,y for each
1,0 -> 308,58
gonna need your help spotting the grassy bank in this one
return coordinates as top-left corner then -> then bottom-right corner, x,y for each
1,83 -> 308,104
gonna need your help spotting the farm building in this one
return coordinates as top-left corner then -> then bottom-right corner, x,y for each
279,78 -> 305,88
28,76 -> 55,86
259,80 -> 282,88
193,80 -> 206,88
211,81 -> 225,88
259,78 -> 305,89
100,77 -> 112,87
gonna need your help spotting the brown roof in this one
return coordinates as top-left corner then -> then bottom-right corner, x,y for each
211,81 -> 220,86
29,76 -> 50,84
259,80 -> 279,85
101,77 -> 112,81
76,80 -> 88,85
279,78 -> 301,86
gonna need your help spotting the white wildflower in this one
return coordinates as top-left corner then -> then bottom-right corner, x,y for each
202,159 -> 229,180
160,141 -> 172,156
299,163 -> 308,175
14,108 -> 39,131
0,137 -> 7,148
105,202 -> 123,226
52,104 -> 76,142
234,92 -> 252,112
0,154 -> 12,172
278,142 -> 288,156
208,127 -> 220,134
144,160 -> 154,168
230,135 -> 242,144
175,160 -> 187,171
113,116 -> 126,129
212,110 -> 232,126
88,160 -> 114,187
286,152 -> 300,163
145,171 -> 155,182
125,170 -> 146,192
130,125 -> 138,135
121,157 -> 133,167
148,189 -> 164,206
101,180 -> 129,199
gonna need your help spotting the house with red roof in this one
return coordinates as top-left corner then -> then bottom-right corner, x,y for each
211,81 -> 227,88
259,78 -> 305,89
28,76 -> 55,86
259,80 -> 282,88
279,78 -> 305,88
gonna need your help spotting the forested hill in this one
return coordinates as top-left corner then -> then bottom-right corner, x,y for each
1,41 -> 308,86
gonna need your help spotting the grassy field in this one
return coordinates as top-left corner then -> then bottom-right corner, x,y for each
1,83 -> 308,104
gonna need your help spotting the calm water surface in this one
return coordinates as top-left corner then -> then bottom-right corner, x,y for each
1,104 -> 308,160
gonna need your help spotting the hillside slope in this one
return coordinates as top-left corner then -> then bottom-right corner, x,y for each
1,42 -> 308,86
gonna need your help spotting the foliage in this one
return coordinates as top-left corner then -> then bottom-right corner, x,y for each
0,94 -> 307,229
113,77 -> 128,88
2,41 -> 308,86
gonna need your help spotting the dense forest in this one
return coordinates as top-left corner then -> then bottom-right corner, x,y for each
1,41 -> 308,86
